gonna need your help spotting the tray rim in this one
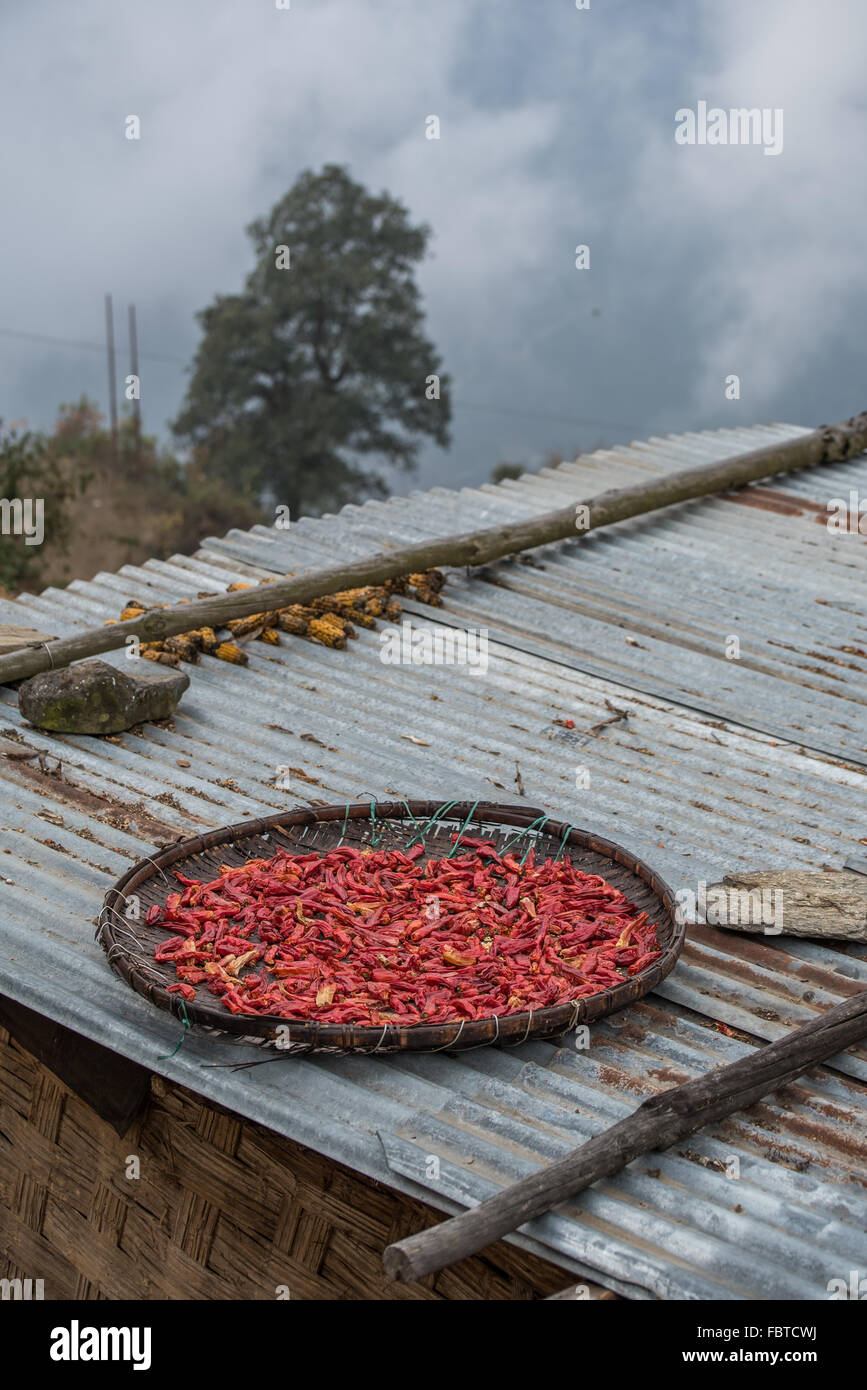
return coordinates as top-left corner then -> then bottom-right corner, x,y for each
97,799 -> 685,1053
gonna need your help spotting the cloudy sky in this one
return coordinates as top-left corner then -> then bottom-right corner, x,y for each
2,0 -> 865,494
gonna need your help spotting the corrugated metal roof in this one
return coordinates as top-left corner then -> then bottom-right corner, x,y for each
1,422 -> 865,1300
200,422 -> 867,766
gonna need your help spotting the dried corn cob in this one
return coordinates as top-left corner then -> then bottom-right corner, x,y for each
332,588 -> 368,608
164,634 -> 200,663
308,613 -> 337,634
226,612 -> 275,638
413,585 -> 442,606
141,649 -> 181,668
111,567 -> 446,674
315,612 -> 357,639
276,607 -> 311,636
213,641 -> 248,665
307,617 -> 346,649
190,626 -> 219,654
344,609 -> 377,629
349,585 -> 387,609
340,587 -> 373,608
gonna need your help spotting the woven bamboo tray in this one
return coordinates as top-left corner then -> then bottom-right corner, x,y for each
97,800 -> 684,1054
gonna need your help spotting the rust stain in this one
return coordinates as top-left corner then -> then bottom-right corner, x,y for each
725,489 -> 803,516
647,1065 -> 692,1087
724,486 -> 827,518
0,753 -> 193,844
599,1018 -> 653,1048
676,1147 -> 731,1174
594,1064 -> 653,1097
740,1095 -> 867,1167
688,923 -> 865,998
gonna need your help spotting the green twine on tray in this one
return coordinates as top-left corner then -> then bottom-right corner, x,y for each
398,799 -> 423,839
337,795 -> 384,848
519,815 -> 550,866
405,799 -> 459,850
355,794 -> 384,847
554,821 -> 576,861
369,798 -> 385,848
157,999 -> 190,1061
336,800 -> 352,847
446,800 -> 481,858
500,812 -> 550,860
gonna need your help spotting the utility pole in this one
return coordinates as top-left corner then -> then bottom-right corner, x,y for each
104,292 -> 118,464
128,302 -> 141,468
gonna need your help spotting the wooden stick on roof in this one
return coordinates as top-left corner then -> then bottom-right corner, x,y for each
1,411 -> 864,686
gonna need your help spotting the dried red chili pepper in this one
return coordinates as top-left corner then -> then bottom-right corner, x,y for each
149,833 -> 663,1027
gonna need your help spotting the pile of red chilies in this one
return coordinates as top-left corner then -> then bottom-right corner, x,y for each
148,835 -> 662,1026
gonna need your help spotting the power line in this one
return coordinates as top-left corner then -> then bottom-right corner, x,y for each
0,324 -> 642,435
0,325 -> 186,365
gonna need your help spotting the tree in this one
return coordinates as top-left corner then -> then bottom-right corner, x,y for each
49,399 -> 265,572
0,418 -> 90,594
0,399 -> 266,595
173,165 -> 451,515
490,461 -> 525,484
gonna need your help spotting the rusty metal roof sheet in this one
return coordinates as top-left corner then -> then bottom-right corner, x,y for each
0,422 -> 865,1299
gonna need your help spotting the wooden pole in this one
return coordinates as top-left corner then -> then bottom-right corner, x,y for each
1,409 -> 865,686
128,303 -> 141,468
104,293 -> 118,466
382,989 -> 867,1283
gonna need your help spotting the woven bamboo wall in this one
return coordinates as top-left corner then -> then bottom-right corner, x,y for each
0,1024 -> 580,1300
